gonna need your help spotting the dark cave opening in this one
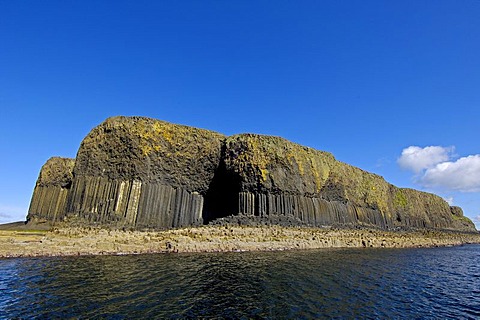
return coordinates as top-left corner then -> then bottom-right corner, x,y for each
202,161 -> 241,224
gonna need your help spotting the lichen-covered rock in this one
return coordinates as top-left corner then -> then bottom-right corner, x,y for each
26,117 -> 476,232
66,116 -> 225,228
449,206 -> 476,230
221,134 -> 476,231
390,188 -> 454,229
35,157 -> 75,188
27,157 -> 75,223
74,116 -> 225,192
223,134 -> 335,194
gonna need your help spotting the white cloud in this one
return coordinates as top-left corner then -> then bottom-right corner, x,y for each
443,197 -> 454,205
397,146 -> 454,173
421,155 -> 480,192
398,146 -> 480,193
473,216 -> 480,230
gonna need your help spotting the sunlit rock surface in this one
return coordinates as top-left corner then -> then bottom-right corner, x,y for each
27,116 -> 476,232
28,157 -> 74,223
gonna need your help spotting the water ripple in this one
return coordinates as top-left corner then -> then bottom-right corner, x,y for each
1,245 -> 479,319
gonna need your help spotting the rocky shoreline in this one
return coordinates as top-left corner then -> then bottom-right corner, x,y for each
1,224 -> 479,258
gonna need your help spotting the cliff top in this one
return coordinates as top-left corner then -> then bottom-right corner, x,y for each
36,157 -> 75,188
73,116 -> 225,192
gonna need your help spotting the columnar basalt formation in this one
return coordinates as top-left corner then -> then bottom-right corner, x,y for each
220,134 -> 463,230
28,157 -> 75,223
27,116 -> 476,232
64,116 -> 224,228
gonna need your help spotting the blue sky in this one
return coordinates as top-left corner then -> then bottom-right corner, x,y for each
1,1 -> 479,227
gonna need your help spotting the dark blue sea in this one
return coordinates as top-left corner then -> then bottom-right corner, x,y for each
1,245 -> 479,319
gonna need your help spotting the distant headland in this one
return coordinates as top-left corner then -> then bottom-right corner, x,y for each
26,116 -> 475,232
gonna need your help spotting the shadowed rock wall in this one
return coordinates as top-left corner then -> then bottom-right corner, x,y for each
28,157 -> 75,223
26,117 -> 476,231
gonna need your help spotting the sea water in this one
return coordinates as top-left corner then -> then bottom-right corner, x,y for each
1,245 -> 479,319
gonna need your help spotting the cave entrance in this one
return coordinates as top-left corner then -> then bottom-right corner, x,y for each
202,161 -> 241,224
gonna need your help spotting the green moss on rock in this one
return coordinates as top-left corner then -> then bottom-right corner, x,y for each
27,116 -> 477,232
36,157 -> 75,188
221,133 -> 476,231
74,116 -> 225,193
224,134 -> 334,194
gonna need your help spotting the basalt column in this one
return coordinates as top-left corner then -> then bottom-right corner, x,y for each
221,134 -> 469,230
26,116 -> 476,232
27,157 -> 75,223
66,116 -> 225,228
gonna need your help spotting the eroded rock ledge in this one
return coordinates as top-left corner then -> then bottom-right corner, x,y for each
2,225 -> 480,258
27,116 -> 476,232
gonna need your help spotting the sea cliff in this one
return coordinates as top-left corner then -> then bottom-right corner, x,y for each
27,116 -> 476,232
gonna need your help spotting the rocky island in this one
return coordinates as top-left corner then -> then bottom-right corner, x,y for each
1,116 -> 478,258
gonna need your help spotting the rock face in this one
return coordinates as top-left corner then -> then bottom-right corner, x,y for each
65,116 -> 224,228
27,116 -> 476,232
28,157 -> 75,223
219,134 -> 471,230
